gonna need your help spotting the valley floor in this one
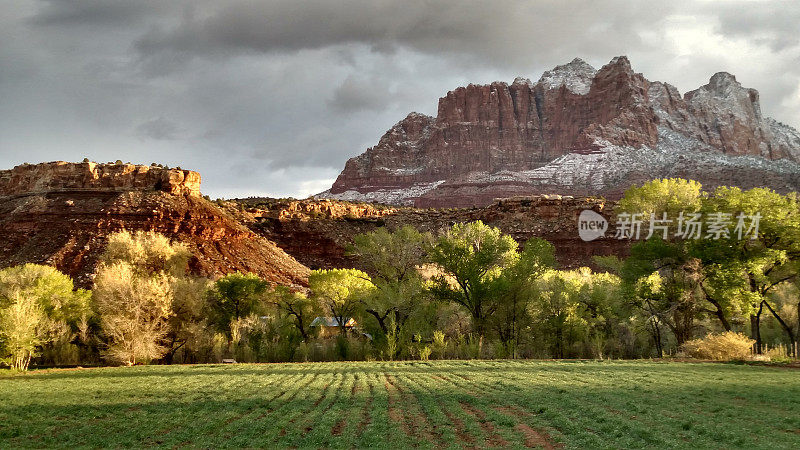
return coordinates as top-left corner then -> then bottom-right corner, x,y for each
1,360 -> 799,448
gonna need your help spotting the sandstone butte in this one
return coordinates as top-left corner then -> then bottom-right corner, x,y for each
320,56 -> 800,208
0,161 -> 309,288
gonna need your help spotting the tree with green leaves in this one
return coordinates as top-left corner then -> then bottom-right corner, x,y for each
269,286 -> 320,341
0,264 -> 91,371
490,238 -> 555,358
350,226 -> 431,354
620,238 -> 703,347
207,272 -> 270,340
428,221 -> 518,343
530,269 -> 588,358
701,187 -> 800,354
617,178 -> 704,218
163,277 -> 211,364
308,269 -> 375,335
618,179 -> 728,346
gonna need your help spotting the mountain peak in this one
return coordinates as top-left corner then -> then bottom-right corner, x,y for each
705,72 -> 743,95
538,57 -> 597,95
324,56 -> 800,207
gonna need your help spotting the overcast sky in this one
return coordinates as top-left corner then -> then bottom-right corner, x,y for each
1,0 -> 799,198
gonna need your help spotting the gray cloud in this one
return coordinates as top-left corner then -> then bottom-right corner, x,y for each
135,117 -> 181,141
29,0 -> 174,27
328,75 -> 393,113
134,0 -> 676,71
710,1 -> 800,51
0,0 -> 798,199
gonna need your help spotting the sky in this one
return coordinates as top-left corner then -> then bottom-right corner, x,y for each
1,0 -> 799,199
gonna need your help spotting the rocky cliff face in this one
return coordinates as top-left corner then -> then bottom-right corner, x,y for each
322,56 -> 800,207
0,161 -> 202,198
0,162 -> 309,288
234,197 -> 626,273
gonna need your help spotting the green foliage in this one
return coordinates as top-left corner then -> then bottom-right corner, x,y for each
207,273 -> 270,338
490,238 -> 556,357
164,277 -> 211,363
350,226 -> 431,356
309,269 -> 374,335
616,180 -> 800,355
269,286 -> 320,341
0,264 -> 91,370
531,269 -> 587,358
528,268 -> 627,359
0,264 -> 91,325
618,178 -> 704,218
428,221 -> 518,339
5,180 -> 800,367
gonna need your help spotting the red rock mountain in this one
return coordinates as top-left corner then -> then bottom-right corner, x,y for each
0,161 -> 309,288
322,56 -> 800,207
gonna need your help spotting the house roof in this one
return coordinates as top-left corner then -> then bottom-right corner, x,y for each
310,317 -> 356,327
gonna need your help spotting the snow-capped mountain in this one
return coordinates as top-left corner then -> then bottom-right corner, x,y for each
319,56 -> 800,207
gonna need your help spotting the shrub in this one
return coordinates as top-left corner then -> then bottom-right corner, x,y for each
681,332 -> 754,361
419,345 -> 432,361
432,330 -> 446,359
765,345 -> 794,363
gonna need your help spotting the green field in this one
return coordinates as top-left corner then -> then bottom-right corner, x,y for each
1,361 -> 799,449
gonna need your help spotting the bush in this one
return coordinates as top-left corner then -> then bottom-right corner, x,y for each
765,345 -> 794,363
681,332 -> 754,361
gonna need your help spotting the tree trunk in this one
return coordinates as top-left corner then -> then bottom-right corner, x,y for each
707,297 -> 732,331
763,300 -> 796,357
751,302 -> 764,354
556,327 -> 564,359
650,317 -> 663,358
298,323 -> 308,341
366,309 -> 389,335
796,301 -> 800,358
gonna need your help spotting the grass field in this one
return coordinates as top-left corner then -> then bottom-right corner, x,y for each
1,360 -> 799,448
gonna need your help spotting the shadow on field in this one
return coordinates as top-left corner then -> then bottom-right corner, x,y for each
7,358 -> 782,382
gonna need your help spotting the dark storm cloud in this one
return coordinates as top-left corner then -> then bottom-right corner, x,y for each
135,0 -> 674,69
1,0 -> 799,198
29,0 -> 172,27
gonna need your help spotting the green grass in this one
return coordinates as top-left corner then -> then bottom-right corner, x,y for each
1,360 -> 799,448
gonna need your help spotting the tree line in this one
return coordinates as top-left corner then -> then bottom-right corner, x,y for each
1,179 -> 798,370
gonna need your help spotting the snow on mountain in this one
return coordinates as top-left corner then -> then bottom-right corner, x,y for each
321,56 -> 800,207
537,57 -> 597,95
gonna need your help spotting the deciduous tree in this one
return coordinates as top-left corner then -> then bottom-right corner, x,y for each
0,264 -> 90,370
428,221 -> 518,343
308,269 -> 374,335
490,238 -> 555,357
350,226 -> 431,354
94,231 -> 191,365
207,272 -> 270,339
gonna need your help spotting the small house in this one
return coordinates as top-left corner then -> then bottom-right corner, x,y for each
310,317 -> 357,338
